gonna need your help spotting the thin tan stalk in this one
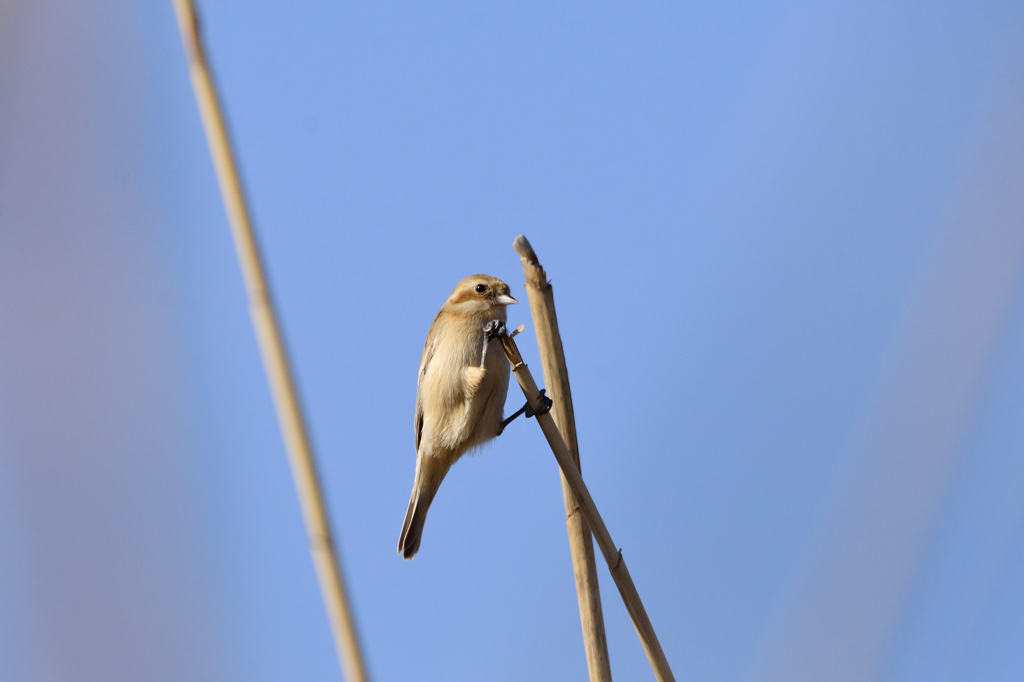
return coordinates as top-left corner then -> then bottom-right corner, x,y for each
499,333 -> 676,682
513,235 -> 612,682
171,3 -> 369,680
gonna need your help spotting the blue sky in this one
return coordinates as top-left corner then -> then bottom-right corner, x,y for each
2,1 -> 1024,680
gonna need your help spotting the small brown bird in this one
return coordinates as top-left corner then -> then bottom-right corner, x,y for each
398,275 -> 518,559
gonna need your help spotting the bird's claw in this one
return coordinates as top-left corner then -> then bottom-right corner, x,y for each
524,389 -> 553,418
483,320 -> 507,340
497,389 -> 552,436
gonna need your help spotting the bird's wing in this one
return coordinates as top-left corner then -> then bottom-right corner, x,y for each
415,311 -> 443,452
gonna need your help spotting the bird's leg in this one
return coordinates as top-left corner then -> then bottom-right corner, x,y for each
497,403 -> 527,436
480,320 -> 507,367
497,388 -> 553,436
467,320 -> 505,399
484,319 -> 551,436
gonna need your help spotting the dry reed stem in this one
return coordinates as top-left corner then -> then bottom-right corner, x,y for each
172,3 -> 369,680
499,333 -> 676,682
513,235 -> 612,682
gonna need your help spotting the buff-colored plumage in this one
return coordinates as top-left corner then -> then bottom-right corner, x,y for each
398,275 -> 517,559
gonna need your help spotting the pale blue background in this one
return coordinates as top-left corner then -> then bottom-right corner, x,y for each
2,1 -> 1024,680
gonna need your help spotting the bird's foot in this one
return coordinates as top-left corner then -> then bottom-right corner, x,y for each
497,389 -> 553,436
525,389 -> 553,419
480,321 -> 507,367
483,320 -> 507,340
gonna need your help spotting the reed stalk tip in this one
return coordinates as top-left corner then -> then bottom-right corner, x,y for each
513,234 -> 538,263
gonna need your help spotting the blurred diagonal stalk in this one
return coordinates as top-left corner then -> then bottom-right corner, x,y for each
513,235 -> 612,682
171,2 -> 369,680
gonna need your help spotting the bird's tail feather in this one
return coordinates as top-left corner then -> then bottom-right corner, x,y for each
398,464 -> 444,560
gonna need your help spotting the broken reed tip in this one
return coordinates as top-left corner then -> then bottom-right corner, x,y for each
513,234 -> 538,263
513,234 -> 550,290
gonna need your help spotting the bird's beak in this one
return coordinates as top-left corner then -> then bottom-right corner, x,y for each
494,294 -> 518,306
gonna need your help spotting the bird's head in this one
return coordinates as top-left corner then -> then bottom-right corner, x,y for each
445,275 -> 518,320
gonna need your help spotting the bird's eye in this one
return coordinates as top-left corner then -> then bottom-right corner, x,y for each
474,283 -> 487,294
